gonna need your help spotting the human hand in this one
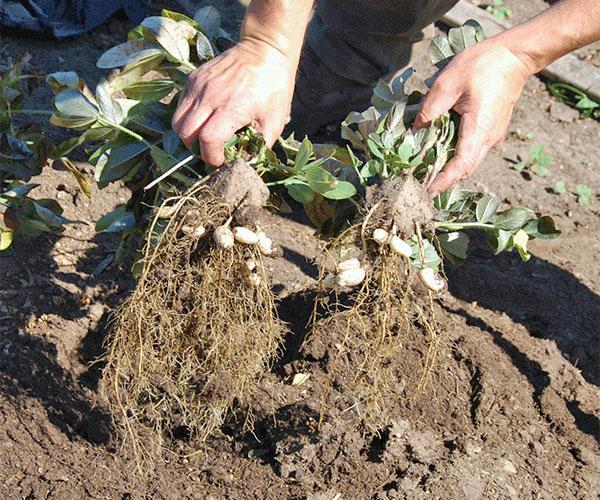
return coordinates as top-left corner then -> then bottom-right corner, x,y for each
172,39 -> 296,166
413,38 -> 535,196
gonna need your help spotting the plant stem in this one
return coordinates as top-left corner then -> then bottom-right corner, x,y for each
99,118 -> 197,186
435,221 -> 495,231
0,109 -> 54,117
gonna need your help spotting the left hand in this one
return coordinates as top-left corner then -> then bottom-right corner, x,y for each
413,37 -> 535,196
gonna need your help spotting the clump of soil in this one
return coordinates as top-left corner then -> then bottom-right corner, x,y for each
309,176 -> 439,432
102,161 -> 286,462
366,175 -> 436,238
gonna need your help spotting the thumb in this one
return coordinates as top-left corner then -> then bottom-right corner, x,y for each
413,82 -> 458,130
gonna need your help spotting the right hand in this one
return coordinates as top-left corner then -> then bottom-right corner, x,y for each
172,39 -> 296,167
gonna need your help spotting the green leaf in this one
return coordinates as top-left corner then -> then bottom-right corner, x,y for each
396,141 -> 413,163
360,160 -> 381,181
162,130 -> 180,155
151,146 -> 178,171
286,183 -> 315,204
448,24 -> 478,54
95,205 -> 135,233
513,161 -> 526,172
142,16 -> 190,63
54,89 -> 99,119
305,165 -> 338,194
428,35 -> 454,68
98,142 -> 149,183
575,95 -> 599,111
464,20 -> 486,42
493,208 -> 533,231
511,229 -> 531,262
33,202 -> 67,230
49,114 -> 96,131
0,182 -> 39,201
97,41 -> 163,69
46,71 -> 82,94
523,216 -> 560,240
196,31 -> 215,61
294,137 -> 313,172
438,231 -> 469,260
434,184 -> 463,211
410,238 -> 442,270
577,194 -> 591,205
109,53 -> 165,92
194,5 -> 221,39
555,180 -> 566,194
51,136 -> 83,159
532,164 -> 550,177
0,229 -> 13,251
475,196 -> 501,223
486,228 -> 512,254
575,184 -> 592,197
95,79 -> 123,124
122,80 -> 175,102
321,181 -> 357,201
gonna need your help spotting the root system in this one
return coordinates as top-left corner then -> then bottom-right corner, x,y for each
309,178 -> 441,433
102,180 -> 285,462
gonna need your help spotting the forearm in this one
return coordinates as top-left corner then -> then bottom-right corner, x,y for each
241,0 -> 314,65
496,0 -> 600,73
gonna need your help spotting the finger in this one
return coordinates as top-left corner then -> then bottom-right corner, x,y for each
428,112 -> 488,196
171,85 -> 190,131
413,81 -> 458,130
198,111 -> 249,167
175,103 -> 213,150
259,117 -> 286,147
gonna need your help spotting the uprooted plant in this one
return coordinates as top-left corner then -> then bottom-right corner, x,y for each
305,22 -> 560,430
1,10 -> 561,459
103,159 -> 288,461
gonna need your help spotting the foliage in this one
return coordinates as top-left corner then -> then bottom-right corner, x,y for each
1,12 -> 560,269
0,54 -> 79,251
574,183 -> 593,205
555,180 -> 567,194
485,0 -> 512,21
433,185 -> 560,263
547,82 -> 600,120
513,144 -> 554,177
553,180 -> 595,206
509,128 -> 533,142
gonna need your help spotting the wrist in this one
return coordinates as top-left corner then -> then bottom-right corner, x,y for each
236,37 -> 296,78
240,0 -> 313,65
483,34 -> 539,78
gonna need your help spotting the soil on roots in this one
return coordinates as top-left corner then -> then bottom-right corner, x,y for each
102,183 -> 285,463
308,177 -> 440,433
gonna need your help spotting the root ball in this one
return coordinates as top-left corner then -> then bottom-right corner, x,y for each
102,180 -> 285,461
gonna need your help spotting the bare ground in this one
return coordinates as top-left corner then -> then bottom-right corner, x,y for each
0,1 -> 598,498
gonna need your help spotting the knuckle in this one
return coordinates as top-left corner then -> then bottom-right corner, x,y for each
198,128 -> 222,146
432,77 -> 453,96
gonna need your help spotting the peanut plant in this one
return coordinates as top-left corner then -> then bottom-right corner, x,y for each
0,10 -> 559,269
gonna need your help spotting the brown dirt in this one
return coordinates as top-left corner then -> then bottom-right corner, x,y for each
0,1 -> 599,498
206,159 -> 270,225
366,175 -> 436,238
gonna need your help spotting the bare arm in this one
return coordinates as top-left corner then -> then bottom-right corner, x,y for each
172,0 -> 314,166
414,0 -> 600,196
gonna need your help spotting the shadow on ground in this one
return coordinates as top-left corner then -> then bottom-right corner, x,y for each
0,232 -> 132,446
446,234 -> 600,387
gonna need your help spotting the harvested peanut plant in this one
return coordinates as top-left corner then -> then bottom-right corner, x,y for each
0,10 -> 561,460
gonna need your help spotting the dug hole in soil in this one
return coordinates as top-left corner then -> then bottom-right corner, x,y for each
1,0 -> 599,498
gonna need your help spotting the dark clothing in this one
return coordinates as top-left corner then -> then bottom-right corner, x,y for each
0,0 -> 148,37
310,0 -> 459,85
